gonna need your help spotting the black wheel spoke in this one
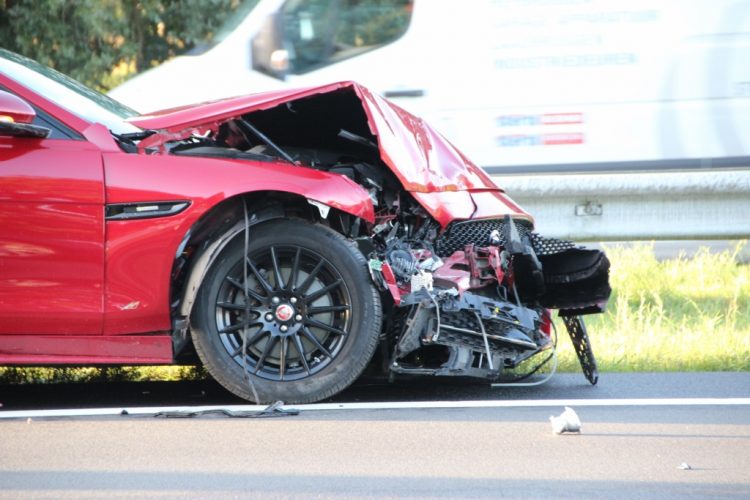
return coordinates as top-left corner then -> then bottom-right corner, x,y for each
243,328 -> 268,349
225,276 -> 244,291
292,334 -> 311,375
304,279 -> 343,303
307,304 -> 350,315
287,247 -> 301,291
219,322 -> 247,334
245,257 -> 274,294
217,301 -> 248,311
225,277 -> 265,302
278,337 -> 288,380
219,320 -> 262,334
269,246 -> 285,290
306,318 -> 347,336
254,336 -> 279,374
296,259 -> 325,294
230,329 -> 270,357
301,327 -> 333,358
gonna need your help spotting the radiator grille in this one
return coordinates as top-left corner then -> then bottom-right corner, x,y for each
529,233 -> 577,255
435,218 -> 576,257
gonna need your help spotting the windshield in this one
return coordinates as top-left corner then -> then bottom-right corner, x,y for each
187,0 -> 262,54
0,49 -> 140,134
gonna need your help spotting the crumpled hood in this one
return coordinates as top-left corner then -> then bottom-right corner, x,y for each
128,81 -> 499,193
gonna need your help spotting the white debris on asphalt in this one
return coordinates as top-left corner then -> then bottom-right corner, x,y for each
550,406 -> 582,434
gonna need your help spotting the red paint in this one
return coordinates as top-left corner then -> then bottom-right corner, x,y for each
0,90 -> 35,123
0,137 -> 104,335
471,191 -> 532,226
380,262 -> 401,306
102,152 -> 374,335
0,335 -> 172,364
432,246 -> 507,295
487,246 -> 506,284
433,251 -> 473,293
541,113 -> 584,125
353,84 -> 498,194
540,309 -> 553,337
412,190 -> 530,228
542,133 -> 585,145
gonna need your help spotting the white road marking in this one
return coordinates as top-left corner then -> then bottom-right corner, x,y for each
1,397 -> 749,419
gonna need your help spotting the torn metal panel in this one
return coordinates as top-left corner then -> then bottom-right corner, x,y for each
129,82 -> 503,193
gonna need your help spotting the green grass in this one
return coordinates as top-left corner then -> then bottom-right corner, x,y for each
554,242 -> 750,372
0,365 -> 207,385
1,242 -> 748,384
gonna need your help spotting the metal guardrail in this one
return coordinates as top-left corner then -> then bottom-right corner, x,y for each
492,169 -> 750,241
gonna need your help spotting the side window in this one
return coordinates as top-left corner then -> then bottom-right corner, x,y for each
31,108 -> 80,140
280,0 -> 413,74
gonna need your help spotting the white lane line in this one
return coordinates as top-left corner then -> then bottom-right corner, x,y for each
1,398 -> 749,419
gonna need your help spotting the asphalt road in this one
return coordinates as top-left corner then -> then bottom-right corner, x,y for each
1,372 -> 749,498
1,371 -> 750,409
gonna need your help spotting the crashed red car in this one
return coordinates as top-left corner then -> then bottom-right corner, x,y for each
0,49 -> 610,403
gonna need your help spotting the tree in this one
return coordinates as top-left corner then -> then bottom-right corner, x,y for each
0,0 -> 250,91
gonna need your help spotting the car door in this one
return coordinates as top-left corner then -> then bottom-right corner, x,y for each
0,96 -> 105,335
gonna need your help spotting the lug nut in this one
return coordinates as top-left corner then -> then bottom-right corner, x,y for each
290,297 -> 298,304
271,296 -> 280,304
265,313 -> 273,321
295,314 -> 303,322
280,325 -> 288,332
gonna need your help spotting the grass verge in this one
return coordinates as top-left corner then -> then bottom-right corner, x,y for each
554,241 -> 749,372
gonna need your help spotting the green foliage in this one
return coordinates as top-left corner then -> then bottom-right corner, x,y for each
0,365 -> 208,384
555,242 -> 750,372
0,0 -> 254,91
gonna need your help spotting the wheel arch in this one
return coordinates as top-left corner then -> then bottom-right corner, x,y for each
170,190 -> 371,353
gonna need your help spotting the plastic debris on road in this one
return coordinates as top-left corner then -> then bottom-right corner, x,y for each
550,406 -> 582,434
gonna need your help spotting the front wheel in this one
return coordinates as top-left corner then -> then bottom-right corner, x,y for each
191,219 -> 382,403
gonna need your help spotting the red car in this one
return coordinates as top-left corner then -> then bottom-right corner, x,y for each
0,49 -> 610,403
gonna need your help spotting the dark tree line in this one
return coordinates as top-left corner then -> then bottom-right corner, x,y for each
0,0 -> 255,91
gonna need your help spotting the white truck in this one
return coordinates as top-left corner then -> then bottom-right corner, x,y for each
110,0 -> 750,240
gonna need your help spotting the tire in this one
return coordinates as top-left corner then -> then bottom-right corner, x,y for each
191,219 -> 382,404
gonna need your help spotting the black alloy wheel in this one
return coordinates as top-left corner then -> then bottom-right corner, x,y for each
192,219 -> 382,403
216,244 -> 351,381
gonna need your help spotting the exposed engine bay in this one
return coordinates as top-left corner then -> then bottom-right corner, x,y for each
153,85 -> 611,385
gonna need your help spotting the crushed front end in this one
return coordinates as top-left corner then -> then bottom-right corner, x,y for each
366,207 -> 610,385
129,81 -> 611,386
